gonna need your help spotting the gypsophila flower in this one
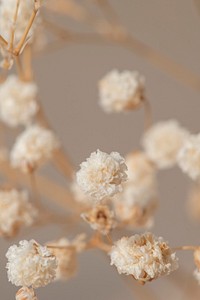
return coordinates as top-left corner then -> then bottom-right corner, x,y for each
0,188 -> 37,237
71,180 -> 91,207
109,232 -> 178,283
47,235 -> 86,281
0,0 -> 41,45
6,240 -> 57,288
16,287 -> 38,300
10,124 -> 60,172
0,75 -> 38,127
142,120 -> 188,169
112,151 -> 158,229
177,134 -> 200,180
99,69 -> 145,113
76,149 -> 128,202
81,205 -> 116,235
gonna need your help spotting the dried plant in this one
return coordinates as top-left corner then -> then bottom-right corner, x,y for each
0,1 -> 200,299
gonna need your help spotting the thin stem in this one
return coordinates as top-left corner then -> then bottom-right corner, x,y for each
22,44 -> 33,81
14,56 -> 24,80
143,98 -> 153,131
173,245 -> 199,251
94,0 -> 120,24
0,35 -> 8,47
9,0 -> 20,51
14,7 -> 39,56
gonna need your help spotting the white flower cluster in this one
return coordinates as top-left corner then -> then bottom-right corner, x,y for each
177,134 -> 200,180
0,75 -> 38,127
16,287 -> 38,300
109,232 -> 178,283
0,188 -> 37,237
99,69 -> 145,113
11,124 -> 60,172
142,120 -> 188,169
76,149 -> 128,203
113,152 -> 158,228
0,0 -> 40,45
6,240 -> 57,288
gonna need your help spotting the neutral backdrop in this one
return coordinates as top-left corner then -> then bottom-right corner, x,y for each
2,1 -> 200,299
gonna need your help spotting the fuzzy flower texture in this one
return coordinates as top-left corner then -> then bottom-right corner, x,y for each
76,149 -> 128,202
11,124 -> 60,172
99,69 -> 145,113
0,75 -> 38,127
109,232 -> 178,283
6,240 -> 57,288
0,188 -> 37,237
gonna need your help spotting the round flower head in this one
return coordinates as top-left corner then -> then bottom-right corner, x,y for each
81,205 -> 116,235
16,287 -> 38,300
112,151 -> 158,229
47,235 -> 86,281
142,120 -> 188,169
109,232 -> 178,283
0,75 -> 38,127
99,69 -> 145,113
76,149 -> 128,203
11,124 -> 60,172
6,239 -> 57,288
0,188 -> 37,237
0,0 -> 41,45
177,134 -> 200,180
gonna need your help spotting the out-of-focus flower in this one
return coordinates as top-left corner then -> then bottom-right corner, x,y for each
11,124 -> 60,172
76,149 -> 127,203
6,240 -> 57,288
16,287 -> 38,300
0,188 -> 37,237
109,232 -> 178,283
193,248 -> 200,285
47,234 -> 86,281
112,151 -> 158,229
81,205 -> 116,235
142,120 -> 188,169
0,75 -> 38,127
177,134 -> 200,180
99,69 -> 145,113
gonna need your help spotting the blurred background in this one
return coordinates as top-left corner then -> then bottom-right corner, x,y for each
2,0 -> 200,299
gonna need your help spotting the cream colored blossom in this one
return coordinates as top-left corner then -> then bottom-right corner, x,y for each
16,287 -> 38,300
112,152 -> 158,229
11,124 -> 60,172
99,69 -> 145,113
71,180 -> 91,207
0,75 -> 38,127
81,205 -> 116,235
0,188 -> 37,237
76,149 -> 128,202
0,0 -> 40,45
177,134 -> 200,180
109,233 -> 178,283
142,120 -> 188,169
6,240 -> 57,288
47,235 -> 86,281
194,269 -> 200,284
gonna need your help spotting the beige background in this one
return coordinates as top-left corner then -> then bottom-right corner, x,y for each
2,0 -> 200,299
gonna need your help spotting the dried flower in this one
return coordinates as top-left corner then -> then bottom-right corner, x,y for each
194,269 -> 200,285
76,149 -> 128,202
0,75 -> 38,127
177,134 -> 200,180
109,233 -> 178,283
11,124 -> 60,172
112,152 -> 158,228
142,120 -> 188,169
47,235 -> 86,281
0,0 -> 40,45
6,240 -> 57,288
16,287 -> 38,300
99,69 -> 145,113
0,188 -> 37,237
81,205 -> 116,235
